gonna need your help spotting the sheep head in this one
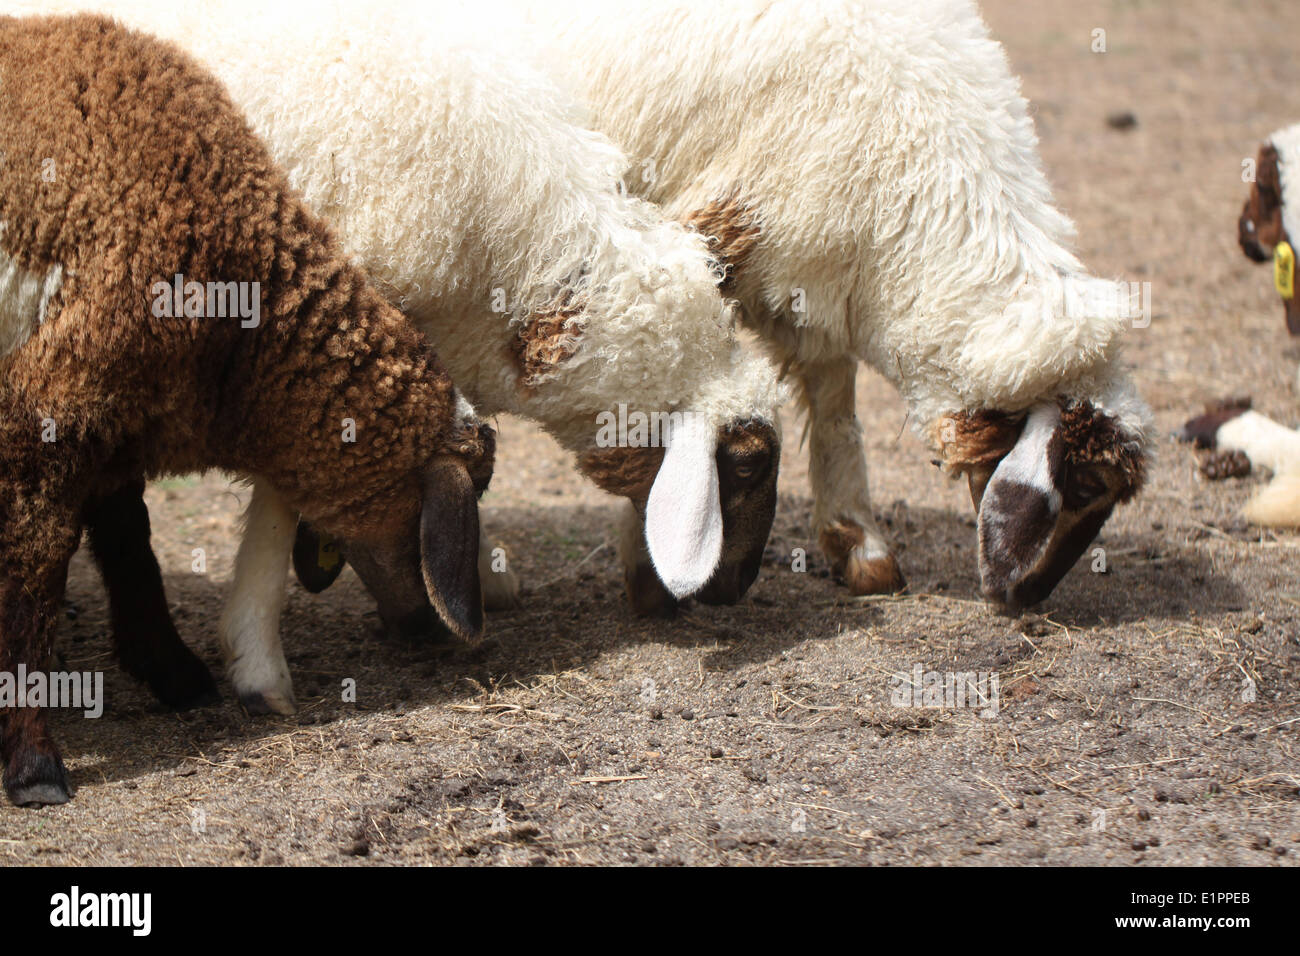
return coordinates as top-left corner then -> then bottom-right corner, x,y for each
933,395 -> 1148,613
581,414 -> 780,607
1240,130 -> 1300,334
294,405 -> 496,642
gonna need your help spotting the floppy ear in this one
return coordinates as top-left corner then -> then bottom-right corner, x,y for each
645,414 -> 724,599
977,404 -> 1065,600
966,464 -> 996,512
292,519 -> 347,593
420,455 -> 484,640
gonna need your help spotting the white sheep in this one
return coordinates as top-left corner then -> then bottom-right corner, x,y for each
521,0 -> 1154,610
23,0 -> 789,714
1180,403 -> 1300,528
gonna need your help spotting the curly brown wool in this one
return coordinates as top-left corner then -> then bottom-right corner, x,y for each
0,14 -> 490,806
1056,398 -> 1147,501
511,294 -> 583,390
929,409 -> 1025,475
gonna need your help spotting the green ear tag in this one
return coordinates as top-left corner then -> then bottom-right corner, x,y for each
1275,241 -> 1295,300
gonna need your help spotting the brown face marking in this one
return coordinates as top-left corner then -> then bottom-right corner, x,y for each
989,501 -> 1114,613
694,419 -> 779,605
930,410 -> 1025,476
1055,398 -> 1146,502
511,292 -> 582,390
682,193 -> 761,292
1241,143 -> 1284,261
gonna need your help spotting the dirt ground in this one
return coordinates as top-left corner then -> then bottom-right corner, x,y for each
2,0 -> 1297,866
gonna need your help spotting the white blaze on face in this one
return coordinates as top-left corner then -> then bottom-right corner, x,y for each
0,230 -> 63,358
987,404 -> 1062,506
977,403 -> 1064,601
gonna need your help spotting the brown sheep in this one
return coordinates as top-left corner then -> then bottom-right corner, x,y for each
0,13 -> 493,806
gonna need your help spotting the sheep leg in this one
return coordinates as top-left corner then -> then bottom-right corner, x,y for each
479,529 -> 521,610
219,479 -> 297,716
85,481 -> 219,710
618,500 -> 679,617
801,357 -> 906,594
1213,410 -> 1300,475
0,544 -> 75,806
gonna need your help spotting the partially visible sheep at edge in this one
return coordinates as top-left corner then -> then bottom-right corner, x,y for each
0,13 -> 492,806
1237,123 -> 1300,334
26,0 -> 791,716
1175,127 -> 1300,528
526,0 -> 1154,611
1179,401 -> 1300,529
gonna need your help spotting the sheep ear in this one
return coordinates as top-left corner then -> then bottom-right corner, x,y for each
420,455 -> 484,640
292,519 -> 347,593
645,415 -> 724,598
977,404 -> 1065,602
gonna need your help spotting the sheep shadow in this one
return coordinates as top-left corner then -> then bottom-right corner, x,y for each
44,489 -> 1243,793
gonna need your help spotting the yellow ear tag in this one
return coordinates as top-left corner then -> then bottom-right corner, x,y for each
1275,241 -> 1295,300
317,535 -> 340,572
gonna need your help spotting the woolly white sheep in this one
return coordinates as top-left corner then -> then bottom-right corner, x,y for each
23,0 -> 789,715
1181,402 -> 1300,528
520,0 -> 1155,611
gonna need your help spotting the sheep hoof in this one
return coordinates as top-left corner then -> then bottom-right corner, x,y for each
238,687 -> 297,717
842,553 -> 907,596
147,656 -> 221,711
4,753 -> 71,807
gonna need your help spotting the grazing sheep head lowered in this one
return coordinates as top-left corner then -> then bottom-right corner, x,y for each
579,412 -> 781,613
323,409 -> 497,643
296,411 -> 778,619
932,391 -> 1148,613
1240,125 -> 1300,334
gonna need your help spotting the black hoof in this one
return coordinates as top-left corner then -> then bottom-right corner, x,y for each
5,752 -> 71,807
147,653 -> 221,711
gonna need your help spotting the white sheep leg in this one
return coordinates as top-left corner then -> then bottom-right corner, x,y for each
479,528 -> 521,610
1216,410 -> 1300,475
219,479 -> 297,715
801,357 -> 906,594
